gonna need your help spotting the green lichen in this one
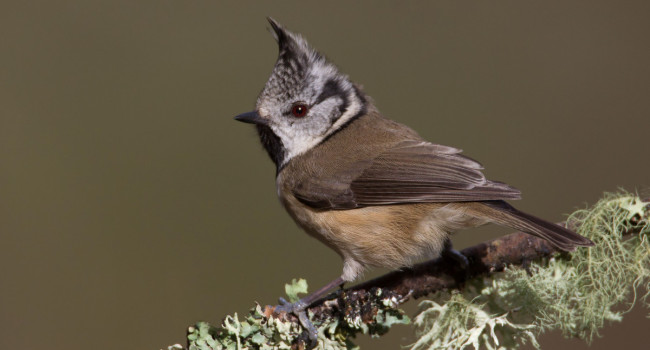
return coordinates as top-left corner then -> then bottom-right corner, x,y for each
185,279 -> 410,350
284,278 -> 309,303
186,305 -> 305,350
411,191 -> 650,350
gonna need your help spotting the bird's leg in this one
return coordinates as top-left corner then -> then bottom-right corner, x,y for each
441,238 -> 470,269
275,276 -> 346,346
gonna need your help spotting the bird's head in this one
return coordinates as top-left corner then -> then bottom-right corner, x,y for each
235,18 -> 367,169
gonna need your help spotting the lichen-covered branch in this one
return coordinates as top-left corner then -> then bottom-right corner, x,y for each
293,231 -> 559,331
284,195 -> 649,329
180,192 -> 649,350
409,193 -> 650,350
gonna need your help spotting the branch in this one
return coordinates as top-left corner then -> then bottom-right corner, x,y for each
182,193 -> 649,350
266,227 -> 578,337
268,195 -> 649,344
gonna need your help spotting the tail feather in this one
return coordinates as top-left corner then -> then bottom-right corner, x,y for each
480,201 -> 594,251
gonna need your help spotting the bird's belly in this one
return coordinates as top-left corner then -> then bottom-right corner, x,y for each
281,194 -> 488,274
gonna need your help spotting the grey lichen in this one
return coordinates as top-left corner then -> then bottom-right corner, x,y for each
411,191 -> 650,350
185,279 -> 410,350
411,292 -> 539,350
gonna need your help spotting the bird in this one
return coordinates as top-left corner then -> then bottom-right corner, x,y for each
234,18 -> 594,332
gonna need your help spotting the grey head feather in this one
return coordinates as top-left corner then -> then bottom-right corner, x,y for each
254,18 -> 367,170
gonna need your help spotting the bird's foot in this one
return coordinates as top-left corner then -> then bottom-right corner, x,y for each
275,298 -> 318,349
272,276 -> 345,349
442,247 -> 470,269
442,247 -> 472,285
442,239 -> 471,283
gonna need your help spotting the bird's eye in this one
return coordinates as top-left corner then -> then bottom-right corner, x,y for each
291,104 -> 309,118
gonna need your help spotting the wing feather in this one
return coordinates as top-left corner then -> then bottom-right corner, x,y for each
293,140 -> 521,209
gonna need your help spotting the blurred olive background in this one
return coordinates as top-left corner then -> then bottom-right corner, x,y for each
1,1 -> 649,349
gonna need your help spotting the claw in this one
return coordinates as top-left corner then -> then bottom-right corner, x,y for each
297,309 -> 318,348
443,247 -> 470,269
275,299 -> 307,314
442,238 -> 470,269
274,300 -> 318,348
272,276 -> 346,349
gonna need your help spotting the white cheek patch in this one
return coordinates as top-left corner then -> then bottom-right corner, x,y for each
274,91 -> 364,167
314,97 -> 344,122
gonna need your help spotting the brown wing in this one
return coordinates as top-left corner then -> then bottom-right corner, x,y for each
293,140 -> 521,209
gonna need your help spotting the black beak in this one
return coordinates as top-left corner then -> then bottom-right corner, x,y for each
234,110 -> 268,125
